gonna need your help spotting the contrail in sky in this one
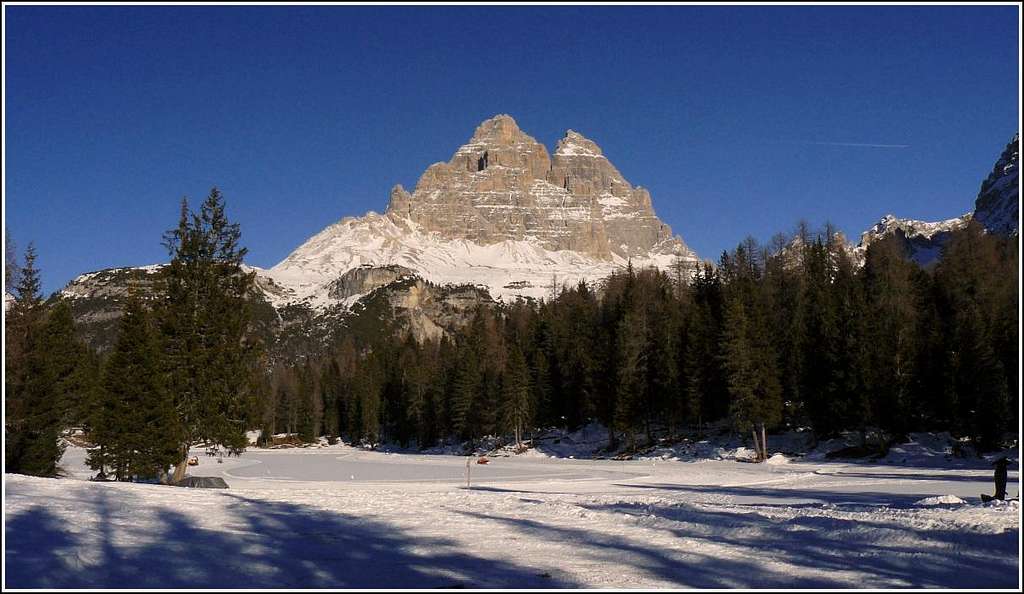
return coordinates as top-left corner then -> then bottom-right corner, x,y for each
771,140 -> 910,149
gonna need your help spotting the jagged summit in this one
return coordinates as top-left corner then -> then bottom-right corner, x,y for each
384,114 -> 689,262
555,130 -> 605,158
267,115 -> 697,308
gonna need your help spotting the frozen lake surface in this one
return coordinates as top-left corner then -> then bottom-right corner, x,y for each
4,444 -> 1020,589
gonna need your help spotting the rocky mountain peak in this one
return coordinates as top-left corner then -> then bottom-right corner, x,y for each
973,133 -> 1019,237
384,114 -> 692,263
468,113 -> 524,144
555,130 -> 605,158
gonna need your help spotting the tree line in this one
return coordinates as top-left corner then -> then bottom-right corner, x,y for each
255,222 -> 1018,457
5,193 -> 1018,481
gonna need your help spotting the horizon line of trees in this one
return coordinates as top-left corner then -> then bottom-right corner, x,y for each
5,201 -> 1018,481
254,221 -> 1018,457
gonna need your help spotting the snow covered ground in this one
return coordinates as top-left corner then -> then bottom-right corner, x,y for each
4,444 -> 1020,589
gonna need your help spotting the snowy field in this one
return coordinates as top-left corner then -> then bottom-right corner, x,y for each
4,443 -> 1020,589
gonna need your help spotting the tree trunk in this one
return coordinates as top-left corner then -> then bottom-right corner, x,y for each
171,446 -> 189,483
751,430 -> 761,462
761,423 -> 768,462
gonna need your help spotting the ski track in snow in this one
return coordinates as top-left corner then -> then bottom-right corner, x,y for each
4,446 -> 1020,589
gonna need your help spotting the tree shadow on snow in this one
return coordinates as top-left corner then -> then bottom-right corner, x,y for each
611,482 -> 977,508
584,490 -> 1019,588
823,470 -> 1019,486
5,488 -> 578,589
452,508 -> 817,588
4,505 -> 86,588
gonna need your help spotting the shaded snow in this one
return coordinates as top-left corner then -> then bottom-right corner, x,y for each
3,441 -> 1019,589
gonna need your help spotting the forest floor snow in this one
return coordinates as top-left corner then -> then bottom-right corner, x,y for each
4,441 -> 1020,589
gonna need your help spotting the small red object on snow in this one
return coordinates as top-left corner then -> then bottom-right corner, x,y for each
476,456 -> 490,465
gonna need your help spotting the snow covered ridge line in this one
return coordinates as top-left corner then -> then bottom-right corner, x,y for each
262,212 -> 696,310
860,212 -> 973,242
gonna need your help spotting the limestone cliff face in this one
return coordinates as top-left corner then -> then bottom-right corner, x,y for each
385,114 -> 690,261
326,264 -> 416,302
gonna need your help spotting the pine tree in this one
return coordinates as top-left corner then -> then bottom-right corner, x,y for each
861,236 -> 920,442
613,308 -> 648,449
719,240 -> 783,461
159,188 -> 258,481
501,346 -> 533,449
40,301 -> 93,429
6,244 -> 70,476
450,342 -> 480,439
88,292 -> 180,481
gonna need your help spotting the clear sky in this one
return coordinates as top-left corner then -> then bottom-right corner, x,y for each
4,4 -> 1020,294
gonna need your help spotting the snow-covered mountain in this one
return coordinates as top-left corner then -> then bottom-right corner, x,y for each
853,213 -> 973,267
57,115 -> 698,350
256,114 -> 697,309
852,133 -> 1019,266
972,133 -> 1019,237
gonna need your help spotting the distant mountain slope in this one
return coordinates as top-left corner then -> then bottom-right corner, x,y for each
58,115 -> 699,351
973,133 -> 1019,237
263,114 -> 697,307
854,133 -> 1018,266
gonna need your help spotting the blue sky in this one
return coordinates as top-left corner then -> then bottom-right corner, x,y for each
4,5 -> 1019,294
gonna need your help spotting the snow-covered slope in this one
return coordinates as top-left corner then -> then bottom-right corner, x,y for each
973,132 -> 1019,236
854,213 -> 972,267
852,133 -> 1018,266
261,212 -> 690,309
259,115 -> 698,310
4,445 -> 1019,589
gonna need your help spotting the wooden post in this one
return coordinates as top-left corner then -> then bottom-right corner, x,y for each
751,430 -> 760,462
465,456 -> 471,489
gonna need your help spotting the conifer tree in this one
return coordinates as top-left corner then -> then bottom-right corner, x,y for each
159,188 -> 257,481
861,236 -> 920,442
88,292 -> 180,480
613,308 -> 648,448
501,346 -> 533,449
41,301 -> 93,429
6,244 -> 70,476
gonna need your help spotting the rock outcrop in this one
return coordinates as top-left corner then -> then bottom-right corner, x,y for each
326,264 -> 417,302
854,213 -> 972,267
58,114 -> 701,350
383,114 -> 688,261
854,133 -> 1018,266
973,133 -> 1019,237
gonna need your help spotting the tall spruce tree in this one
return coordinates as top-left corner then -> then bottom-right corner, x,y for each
861,236 -> 920,442
88,292 -> 180,481
6,244 -> 71,476
159,188 -> 257,481
501,346 -> 533,449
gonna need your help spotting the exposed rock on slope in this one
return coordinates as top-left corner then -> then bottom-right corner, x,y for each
264,114 -> 697,306
855,213 -> 972,267
854,133 -> 1018,266
58,114 -> 700,349
386,115 -> 684,261
973,133 -> 1019,237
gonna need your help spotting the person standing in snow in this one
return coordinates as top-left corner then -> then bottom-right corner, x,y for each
992,456 -> 1009,501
